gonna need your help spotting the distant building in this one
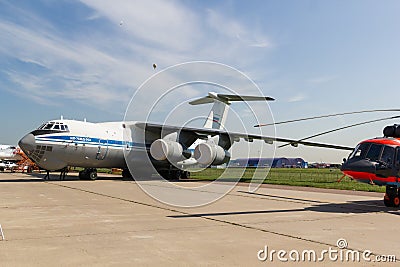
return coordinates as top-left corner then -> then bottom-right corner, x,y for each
229,157 -> 307,168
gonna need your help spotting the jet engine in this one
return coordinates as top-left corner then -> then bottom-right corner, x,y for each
383,124 -> 400,138
150,139 -> 184,162
194,142 -> 230,166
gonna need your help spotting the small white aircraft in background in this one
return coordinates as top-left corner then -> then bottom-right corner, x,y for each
0,145 -> 23,161
18,92 -> 352,180
0,145 -> 22,172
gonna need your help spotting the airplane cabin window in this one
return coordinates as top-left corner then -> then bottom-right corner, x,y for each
64,125 -> 69,131
61,125 -> 65,131
53,125 -> 60,130
365,143 -> 383,161
381,146 -> 395,165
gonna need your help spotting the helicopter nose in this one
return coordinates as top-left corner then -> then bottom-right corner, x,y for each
18,133 -> 36,155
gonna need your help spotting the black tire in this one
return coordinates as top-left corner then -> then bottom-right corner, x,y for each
78,170 -> 85,180
89,171 -> 97,180
384,196 -> 393,207
174,170 -> 181,180
384,193 -> 395,207
122,169 -> 132,179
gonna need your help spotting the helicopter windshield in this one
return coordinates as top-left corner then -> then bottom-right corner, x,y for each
381,146 -> 395,165
348,142 -> 396,165
348,142 -> 370,159
365,144 -> 383,161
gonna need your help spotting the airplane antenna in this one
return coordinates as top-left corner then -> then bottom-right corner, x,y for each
84,118 -> 86,122
60,115 -> 63,120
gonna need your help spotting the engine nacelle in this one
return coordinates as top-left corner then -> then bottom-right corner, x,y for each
150,139 -> 183,162
194,142 -> 230,166
383,124 -> 400,138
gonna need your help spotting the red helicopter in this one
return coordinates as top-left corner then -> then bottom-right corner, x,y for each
340,124 -> 400,207
256,110 -> 400,208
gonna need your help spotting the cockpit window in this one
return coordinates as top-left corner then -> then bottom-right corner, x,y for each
381,146 -> 395,165
365,143 -> 383,161
349,142 -> 371,160
44,123 -> 54,130
36,122 -> 70,132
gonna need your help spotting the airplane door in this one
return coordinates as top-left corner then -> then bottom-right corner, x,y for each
96,137 -> 109,160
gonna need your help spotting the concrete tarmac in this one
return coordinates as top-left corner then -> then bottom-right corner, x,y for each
0,172 -> 398,266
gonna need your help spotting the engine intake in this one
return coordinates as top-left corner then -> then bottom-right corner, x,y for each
194,143 -> 230,166
383,124 -> 400,138
150,139 -> 183,162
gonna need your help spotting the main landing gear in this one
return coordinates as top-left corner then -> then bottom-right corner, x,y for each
79,168 -> 97,180
159,170 -> 190,181
383,185 -> 400,207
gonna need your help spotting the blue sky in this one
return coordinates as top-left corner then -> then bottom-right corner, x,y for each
1,0 -> 400,162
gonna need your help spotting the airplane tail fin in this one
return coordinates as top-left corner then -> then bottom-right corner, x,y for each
189,92 -> 274,129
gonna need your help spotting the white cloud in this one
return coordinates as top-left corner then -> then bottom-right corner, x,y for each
0,1 -> 274,116
287,94 -> 306,102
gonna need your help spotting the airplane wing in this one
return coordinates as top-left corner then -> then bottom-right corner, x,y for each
133,122 -> 354,151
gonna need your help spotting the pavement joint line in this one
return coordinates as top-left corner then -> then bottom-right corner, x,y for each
44,181 -> 384,257
6,224 -> 228,242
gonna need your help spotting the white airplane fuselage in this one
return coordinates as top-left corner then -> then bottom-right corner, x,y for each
19,120 -> 128,171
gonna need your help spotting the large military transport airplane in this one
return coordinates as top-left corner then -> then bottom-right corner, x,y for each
18,92 -> 352,180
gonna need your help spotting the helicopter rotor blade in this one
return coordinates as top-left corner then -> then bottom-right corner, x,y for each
278,115 -> 400,149
254,109 -> 400,127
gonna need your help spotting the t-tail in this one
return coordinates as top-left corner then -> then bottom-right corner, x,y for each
189,92 -> 274,129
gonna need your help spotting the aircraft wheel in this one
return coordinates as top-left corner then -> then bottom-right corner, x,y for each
122,169 -> 132,179
393,196 -> 400,207
89,170 -> 97,180
78,170 -> 85,180
384,194 -> 393,207
181,171 -> 190,179
174,170 -> 182,180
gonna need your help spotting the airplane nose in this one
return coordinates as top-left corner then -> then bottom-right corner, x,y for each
18,133 -> 36,154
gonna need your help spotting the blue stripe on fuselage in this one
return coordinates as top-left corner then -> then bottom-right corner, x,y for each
35,135 -> 149,148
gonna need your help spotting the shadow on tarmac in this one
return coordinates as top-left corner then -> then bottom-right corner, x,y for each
169,199 -> 400,218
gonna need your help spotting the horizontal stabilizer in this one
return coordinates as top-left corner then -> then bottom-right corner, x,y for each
188,97 -> 215,105
217,94 -> 275,102
189,92 -> 274,105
